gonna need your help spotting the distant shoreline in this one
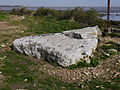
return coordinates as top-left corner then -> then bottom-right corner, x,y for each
0,5 -> 120,13
0,5 -> 120,9
0,5 -> 120,8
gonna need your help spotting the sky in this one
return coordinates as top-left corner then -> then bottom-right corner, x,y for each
0,0 -> 119,7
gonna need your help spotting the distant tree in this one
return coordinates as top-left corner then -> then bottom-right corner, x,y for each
11,7 -> 33,16
34,7 -> 50,16
11,8 -> 18,15
86,9 -> 98,24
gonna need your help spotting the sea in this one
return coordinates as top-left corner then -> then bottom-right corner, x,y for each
0,6 -> 120,21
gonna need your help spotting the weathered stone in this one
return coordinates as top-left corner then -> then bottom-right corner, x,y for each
62,26 -> 102,39
94,25 -> 102,36
108,49 -> 118,52
12,26 -> 99,67
115,42 -> 120,47
103,52 -> 110,57
0,44 -> 6,48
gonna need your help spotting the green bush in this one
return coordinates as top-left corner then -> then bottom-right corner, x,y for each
86,9 -> 99,24
71,7 -> 87,23
34,7 -> 60,17
10,7 -> 33,16
34,7 -> 49,16
10,7 -> 103,27
34,7 -> 100,25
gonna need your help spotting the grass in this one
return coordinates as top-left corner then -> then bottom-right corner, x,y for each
104,33 -> 120,38
85,77 -> 120,90
68,58 -> 100,70
11,16 -> 83,35
0,12 -> 9,21
0,51 -> 81,90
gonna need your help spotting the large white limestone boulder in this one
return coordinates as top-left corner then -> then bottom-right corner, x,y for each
12,26 -> 100,67
62,26 -> 102,39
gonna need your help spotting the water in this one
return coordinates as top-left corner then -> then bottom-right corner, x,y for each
0,6 -> 74,11
101,13 -> 120,21
0,6 -> 38,11
0,6 -> 120,21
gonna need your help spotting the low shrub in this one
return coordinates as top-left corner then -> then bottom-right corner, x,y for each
34,7 -> 60,17
10,7 -> 107,29
10,7 -> 33,16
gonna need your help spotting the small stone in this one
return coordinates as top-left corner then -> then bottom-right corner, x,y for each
24,79 -> 27,81
103,52 -> 110,57
115,42 -> 120,46
0,44 -> 6,48
52,71 -> 55,74
72,78 -> 76,80
106,68 -> 110,71
118,60 -> 120,63
61,86 -> 65,89
67,71 -> 70,75
97,65 -> 101,68
96,86 -> 100,88
95,73 -> 99,77
113,72 -> 120,77
88,67 -> 91,69
21,31 -> 24,33
76,77 -> 79,79
108,49 -> 118,52
81,85 -> 84,88
108,80 -> 111,82
0,56 -> 6,60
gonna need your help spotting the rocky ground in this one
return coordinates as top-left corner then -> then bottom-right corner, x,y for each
0,17 -> 120,89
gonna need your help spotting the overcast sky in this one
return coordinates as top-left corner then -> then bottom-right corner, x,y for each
0,0 -> 119,7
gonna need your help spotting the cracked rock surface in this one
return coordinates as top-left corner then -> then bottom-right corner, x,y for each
12,26 -> 100,67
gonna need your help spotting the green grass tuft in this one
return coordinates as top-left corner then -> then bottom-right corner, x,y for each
0,12 -> 9,21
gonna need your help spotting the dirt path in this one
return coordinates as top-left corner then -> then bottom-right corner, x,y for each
0,22 -> 17,30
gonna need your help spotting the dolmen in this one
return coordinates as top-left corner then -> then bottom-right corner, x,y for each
12,26 -> 101,67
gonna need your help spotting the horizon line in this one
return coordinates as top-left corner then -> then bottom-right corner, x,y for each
0,5 -> 120,8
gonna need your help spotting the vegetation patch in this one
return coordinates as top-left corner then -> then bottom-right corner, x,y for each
0,11 -> 9,21
10,7 -> 108,30
0,51 -> 82,90
105,33 -> 120,38
11,16 -> 82,35
85,77 -> 120,90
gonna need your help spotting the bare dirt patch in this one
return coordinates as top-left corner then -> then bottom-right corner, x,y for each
0,21 -> 17,30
